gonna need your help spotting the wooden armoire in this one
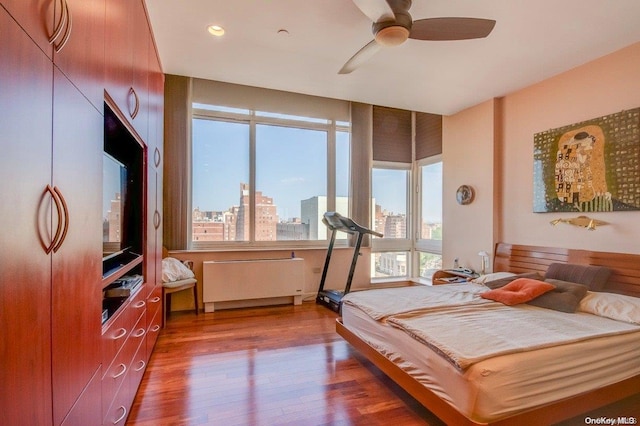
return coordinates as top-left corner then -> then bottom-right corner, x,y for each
0,0 -> 164,424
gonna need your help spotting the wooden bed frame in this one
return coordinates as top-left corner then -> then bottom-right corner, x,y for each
336,242 -> 640,425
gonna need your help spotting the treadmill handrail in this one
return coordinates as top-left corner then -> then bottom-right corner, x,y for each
322,212 -> 383,237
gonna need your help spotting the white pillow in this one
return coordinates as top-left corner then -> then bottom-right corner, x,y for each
162,257 -> 195,283
471,272 -> 515,284
578,291 -> 640,325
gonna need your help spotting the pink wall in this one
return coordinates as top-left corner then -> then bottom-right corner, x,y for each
445,41 -> 640,264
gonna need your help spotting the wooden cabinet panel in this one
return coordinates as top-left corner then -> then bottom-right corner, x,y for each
105,0 -> 150,139
51,67 -> 103,425
52,0 -> 105,111
104,0 -> 133,119
1,0 -> 54,58
0,8 -> 54,425
60,366 -> 102,426
130,0 -> 149,141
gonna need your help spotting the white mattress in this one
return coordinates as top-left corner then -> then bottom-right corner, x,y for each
341,302 -> 640,423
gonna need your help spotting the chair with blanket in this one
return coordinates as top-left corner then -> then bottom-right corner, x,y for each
162,251 -> 198,327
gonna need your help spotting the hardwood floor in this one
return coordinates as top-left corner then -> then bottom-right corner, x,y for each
128,303 -> 640,425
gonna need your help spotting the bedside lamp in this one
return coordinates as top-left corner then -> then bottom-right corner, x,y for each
478,251 -> 489,275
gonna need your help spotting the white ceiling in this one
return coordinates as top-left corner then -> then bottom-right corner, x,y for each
145,0 -> 640,115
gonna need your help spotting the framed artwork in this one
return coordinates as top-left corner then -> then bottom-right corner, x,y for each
533,108 -> 640,213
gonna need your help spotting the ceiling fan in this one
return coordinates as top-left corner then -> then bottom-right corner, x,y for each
339,0 -> 496,74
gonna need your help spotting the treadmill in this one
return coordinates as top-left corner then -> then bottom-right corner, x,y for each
316,212 -> 383,313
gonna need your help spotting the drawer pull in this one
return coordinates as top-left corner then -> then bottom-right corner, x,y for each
151,325 -> 161,332
112,363 -> 127,379
113,406 -> 127,424
113,328 -> 127,340
133,300 -> 146,309
150,296 -> 161,303
133,328 -> 145,338
134,360 -> 146,372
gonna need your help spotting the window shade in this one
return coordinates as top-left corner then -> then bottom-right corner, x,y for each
415,112 -> 442,159
372,106 -> 412,163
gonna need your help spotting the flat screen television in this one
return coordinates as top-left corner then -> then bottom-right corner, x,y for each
103,103 -> 144,276
102,153 -> 128,259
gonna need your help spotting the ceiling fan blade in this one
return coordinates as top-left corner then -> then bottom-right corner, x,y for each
410,17 -> 496,41
351,0 -> 395,23
338,40 -> 382,74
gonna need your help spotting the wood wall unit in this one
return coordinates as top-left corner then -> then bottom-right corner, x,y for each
0,1 -> 164,424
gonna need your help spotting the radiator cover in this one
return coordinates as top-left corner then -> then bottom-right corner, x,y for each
202,258 -> 304,312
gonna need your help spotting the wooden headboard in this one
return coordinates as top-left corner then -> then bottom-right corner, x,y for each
494,243 -> 640,297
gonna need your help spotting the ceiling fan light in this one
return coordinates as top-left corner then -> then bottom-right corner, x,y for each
207,25 -> 225,37
375,25 -> 410,46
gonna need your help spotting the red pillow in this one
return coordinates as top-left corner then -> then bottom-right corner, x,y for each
481,278 -> 555,306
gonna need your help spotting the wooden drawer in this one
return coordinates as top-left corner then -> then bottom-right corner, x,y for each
130,285 -> 147,326
102,302 -> 134,369
129,329 -> 148,399
103,378 -> 131,426
146,284 -> 162,323
102,333 -> 137,421
145,307 -> 162,361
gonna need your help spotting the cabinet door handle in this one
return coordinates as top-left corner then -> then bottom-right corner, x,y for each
154,210 -> 161,229
134,360 -> 146,372
48,0 -> 67,44
151,325 -> 161,332
150,297 -> 161,303
133,328 -> 145,338
129,87 -> 140,119
113,406 -> 127,425
54,0 -> 72,53
154,147 -> 161,168
45,185 -> 63,254
112,363 -> 127,379
52,186 -> 69,253
113,328 -> 127,340
133,300 -> 146,309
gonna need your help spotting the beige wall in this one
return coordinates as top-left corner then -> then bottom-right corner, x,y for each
444,42 -> 640,269
443,99 -> 499,272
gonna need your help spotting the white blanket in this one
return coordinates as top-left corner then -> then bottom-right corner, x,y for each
387,302 -> 640,370
341,284 -> 490,320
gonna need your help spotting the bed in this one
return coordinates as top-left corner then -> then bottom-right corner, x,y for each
336,243 -> 640,425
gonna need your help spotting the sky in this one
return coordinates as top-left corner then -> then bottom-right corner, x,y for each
192,119 -> 349,220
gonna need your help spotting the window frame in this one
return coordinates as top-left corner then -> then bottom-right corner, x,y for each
190,104 -> 350,249
413,155 -> 443,278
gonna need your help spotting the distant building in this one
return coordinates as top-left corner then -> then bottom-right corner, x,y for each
107,193 -> 121,242
301,196 -> 349,240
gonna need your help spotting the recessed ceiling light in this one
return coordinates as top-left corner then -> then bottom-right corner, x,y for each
207,25 -> 225,37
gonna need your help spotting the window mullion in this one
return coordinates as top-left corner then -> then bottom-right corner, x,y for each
249,115 -> 256,243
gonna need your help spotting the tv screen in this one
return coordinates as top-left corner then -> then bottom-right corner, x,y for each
103,153 -> 127,259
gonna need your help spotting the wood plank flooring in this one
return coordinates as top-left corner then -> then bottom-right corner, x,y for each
128,303 -> 640,425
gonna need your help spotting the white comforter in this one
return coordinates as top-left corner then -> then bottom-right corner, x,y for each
343,285 -> 640,370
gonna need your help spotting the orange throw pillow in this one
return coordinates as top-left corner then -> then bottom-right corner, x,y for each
481,278 -> 555,306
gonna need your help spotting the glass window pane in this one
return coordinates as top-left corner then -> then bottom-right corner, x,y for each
421,162 -> 442,241
419,252 -> 442,278
372,252 -> 408,278
372,168 -> 407,238
192,118 -> 250,242
256,124 -> 327,241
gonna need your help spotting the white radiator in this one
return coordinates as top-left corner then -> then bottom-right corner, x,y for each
202,258 -> 304,312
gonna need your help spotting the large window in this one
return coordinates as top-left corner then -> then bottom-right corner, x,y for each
191,104 -> 350,247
